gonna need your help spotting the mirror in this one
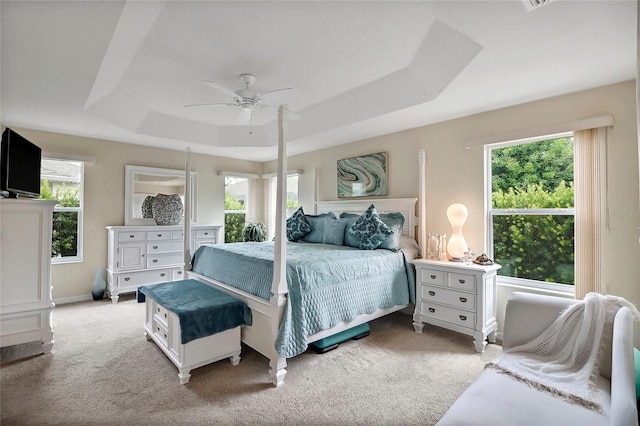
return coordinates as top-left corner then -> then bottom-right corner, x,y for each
124,165 -> 197,226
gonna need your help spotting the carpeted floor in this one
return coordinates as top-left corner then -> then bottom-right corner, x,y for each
1,295 -> 501,425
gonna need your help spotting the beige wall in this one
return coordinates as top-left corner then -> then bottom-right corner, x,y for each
268,80 -> 640,334
8,128 -> 262,301
6,80 -> 639,324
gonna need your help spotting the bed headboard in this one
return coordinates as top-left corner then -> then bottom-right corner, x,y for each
316,198 -> 418,239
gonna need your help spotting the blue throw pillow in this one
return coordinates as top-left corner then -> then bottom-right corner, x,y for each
346,204 -> 393,250
322,218 -> 347,246
302,212 -> 337,243
286,207 -> 311,241
341,211 -> 404,251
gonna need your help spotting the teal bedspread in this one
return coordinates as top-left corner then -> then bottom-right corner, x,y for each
191,242 -> 415,357
138,279 -> 252,344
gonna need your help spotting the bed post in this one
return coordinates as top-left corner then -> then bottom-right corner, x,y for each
184,147 -> 192,271
418,149 -> 426,259
268,104 -> 290,387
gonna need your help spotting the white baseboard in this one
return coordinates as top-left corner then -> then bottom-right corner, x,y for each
53,294 -> 94,305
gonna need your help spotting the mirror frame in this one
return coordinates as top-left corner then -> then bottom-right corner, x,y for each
124,165 -> 198,226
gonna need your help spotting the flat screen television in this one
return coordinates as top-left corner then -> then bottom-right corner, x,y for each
1,128 -> 42,198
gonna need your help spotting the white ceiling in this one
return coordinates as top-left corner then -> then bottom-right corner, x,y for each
1,0 -> 636,162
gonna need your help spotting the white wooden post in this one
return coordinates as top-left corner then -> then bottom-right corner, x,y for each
418,149 -> 427,259
184,147 -> 192,271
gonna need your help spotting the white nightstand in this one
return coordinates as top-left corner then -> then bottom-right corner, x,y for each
412,259 -> 501,352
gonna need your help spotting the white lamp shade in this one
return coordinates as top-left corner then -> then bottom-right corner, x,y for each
446,203 -> 469,260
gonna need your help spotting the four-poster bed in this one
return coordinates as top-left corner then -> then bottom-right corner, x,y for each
181,106 -> 427,386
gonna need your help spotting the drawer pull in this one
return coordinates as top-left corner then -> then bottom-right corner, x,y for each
459,297 -> 467,303
428,291 -> 435,296
157,234 -> 162,237
153,245 -> 158,249
164,313 -> 167,318
129,234 -> 135,238
152,259 -> 158,263
430,274 -> 437,280
160,273 -> 166,277
177,271 -> 182,275
428,308 -> 435,313
458,279 -> 466,284
164,333 -> 167,339
124,277 -> 130,282
204,232 -> 209,235
459,315 -> 467,321
157,307 -> 160,313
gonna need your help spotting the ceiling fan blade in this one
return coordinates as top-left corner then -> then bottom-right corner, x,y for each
184,102 -> 236,108
257,87 -> 293,102
236,108 -> 252,125
203,80 -> 239,99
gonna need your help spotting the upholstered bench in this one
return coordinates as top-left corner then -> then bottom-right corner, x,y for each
138,279 -> 252,384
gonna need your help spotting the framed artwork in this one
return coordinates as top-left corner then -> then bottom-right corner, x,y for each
337,152 -> 387,198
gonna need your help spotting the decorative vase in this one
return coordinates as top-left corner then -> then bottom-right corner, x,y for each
446,203 -> 469,261
141,195 -> 155,218
151,193 -> 184,225
92,269 -> 106,301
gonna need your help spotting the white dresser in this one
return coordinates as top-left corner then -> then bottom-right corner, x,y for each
106,224 -> 222,303
412,259 -> 501,352
0,199 -> 58,352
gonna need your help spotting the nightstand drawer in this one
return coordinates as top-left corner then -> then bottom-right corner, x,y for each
448,272 -> 476,292
420,302 -> 476,329
420,285 -> 476,311
420,269 -> 445,286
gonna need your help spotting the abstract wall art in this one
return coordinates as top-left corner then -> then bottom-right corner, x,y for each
337,152 -> 387,198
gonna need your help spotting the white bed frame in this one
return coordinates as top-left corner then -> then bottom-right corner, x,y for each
183,106 -> 428,386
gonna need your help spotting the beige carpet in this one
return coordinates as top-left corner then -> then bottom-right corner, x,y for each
1,295 -> 501,425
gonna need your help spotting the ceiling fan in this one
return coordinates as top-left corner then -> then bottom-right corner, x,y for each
185,74 -> 295,126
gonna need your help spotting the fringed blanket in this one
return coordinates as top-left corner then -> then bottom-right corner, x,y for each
488,292 -> 639,412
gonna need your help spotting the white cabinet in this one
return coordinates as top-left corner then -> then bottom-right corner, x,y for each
412,259 -> 501,352
106,225 -> 221,303
0,199 -> 58,352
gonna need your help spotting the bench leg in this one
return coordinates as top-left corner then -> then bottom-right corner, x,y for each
269,355 -> 287,387
230,351 -> 241,366
178,368 -> 191,385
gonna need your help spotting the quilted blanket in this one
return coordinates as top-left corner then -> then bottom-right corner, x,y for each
191,241 -> 415,357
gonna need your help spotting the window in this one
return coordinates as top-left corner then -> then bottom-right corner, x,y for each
486,134 -> 574,291
40,158 -> 84,263
224,176 -> 248,243
266,172 -> 300,240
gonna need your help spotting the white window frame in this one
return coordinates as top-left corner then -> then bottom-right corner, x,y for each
485,132 -> 574,294
42,156 -> 85,264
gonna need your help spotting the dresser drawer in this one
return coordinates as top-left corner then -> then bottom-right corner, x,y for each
147,241 -> 183,254
420,269 -> 445,286
448,272 -> 476,292
147,253 -> 183,268
117,268 -> 172,288
172,230 -> 185,240
147,230 -> 172,241
420,285 -> 476,312
195,229 -> 216,239
118,231 -> 146,242
172,267 -> 185,280
420,302 -> 476,329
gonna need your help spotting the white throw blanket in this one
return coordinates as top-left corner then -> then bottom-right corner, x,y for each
488,292 -> 639,412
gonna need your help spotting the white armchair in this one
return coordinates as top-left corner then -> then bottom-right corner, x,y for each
437,292 -> 638,426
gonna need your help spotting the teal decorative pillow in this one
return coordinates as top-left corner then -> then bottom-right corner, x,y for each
323,218 -> 347,246
634,347 -> 640,399
378,212 -> 405,252
286,207 -> 311,241
346,204 -> 393,250
302,212 -> 337,243
341,211 -> 404,251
